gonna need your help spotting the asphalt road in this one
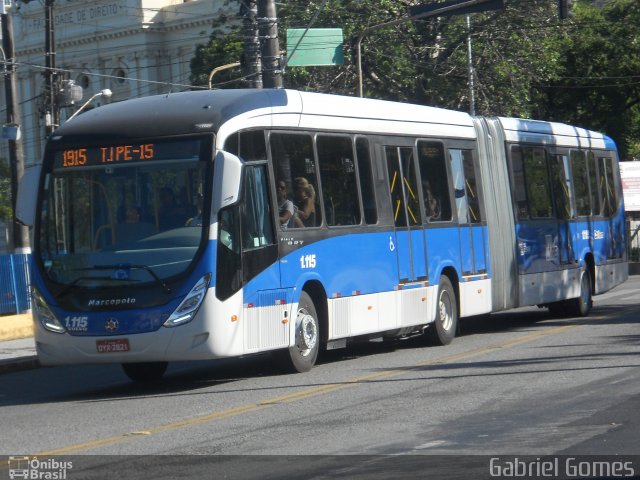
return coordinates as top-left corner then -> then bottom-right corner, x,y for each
1,277 -> 639,479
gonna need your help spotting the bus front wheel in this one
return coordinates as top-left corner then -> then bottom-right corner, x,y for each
122,361 -> 168,382
426,276 -> 457,346
276,291 -> 320,373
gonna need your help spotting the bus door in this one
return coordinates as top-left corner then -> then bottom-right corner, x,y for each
570,150 -> 595,263
598,154 -> 624,260
550,153 -> 575,265
449,148 -> 487,276
385,145 -> 427,283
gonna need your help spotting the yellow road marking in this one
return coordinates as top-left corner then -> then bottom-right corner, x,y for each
33,322 -> 579,455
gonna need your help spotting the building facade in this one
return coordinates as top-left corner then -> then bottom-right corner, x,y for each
0,0 -> 234,252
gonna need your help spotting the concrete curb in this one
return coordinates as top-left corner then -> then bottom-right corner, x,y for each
0,313 -> 34,341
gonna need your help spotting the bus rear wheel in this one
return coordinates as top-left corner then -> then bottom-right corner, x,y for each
122,361 -> 168,382
568,267 -> 592,317
276,291 -> 320,373
426,276 -> 457,346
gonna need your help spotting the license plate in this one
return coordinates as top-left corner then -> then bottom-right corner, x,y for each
96,338 -> 130,353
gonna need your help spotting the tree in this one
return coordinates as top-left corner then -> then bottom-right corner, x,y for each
189,8 -> 244,88
541,0 -> 640,159
189,0 -> 640,158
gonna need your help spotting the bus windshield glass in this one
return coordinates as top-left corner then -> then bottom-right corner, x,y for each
38,137 -> 210,288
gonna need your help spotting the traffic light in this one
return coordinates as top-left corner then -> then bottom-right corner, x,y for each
558,0 -> 571,20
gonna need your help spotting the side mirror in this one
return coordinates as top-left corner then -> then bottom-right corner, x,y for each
16,164 -> 42,227
212,150 -> 243,214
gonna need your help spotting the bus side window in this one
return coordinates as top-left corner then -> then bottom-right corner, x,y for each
241,165 -> 275,249
223,130 -> 267,161
463,151 -> 482,224
449,149 -> 469,224
588,151 -> 601,216
523,146 -> 553,219
417,141 -> 451,222
509,146 -> 530,220
356,137 -> 378,225
571,151 -> 591,217
599,156 -> 616,217
270,132 -> 320,228
317,135 -> 361,226
216,206 -> 242,301
550,154 -> 574,220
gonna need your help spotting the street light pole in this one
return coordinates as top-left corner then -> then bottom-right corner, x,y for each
208,62 -> 241,89
65,89 -> 113,123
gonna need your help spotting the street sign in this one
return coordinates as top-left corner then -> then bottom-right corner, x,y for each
286,28 -> 344,67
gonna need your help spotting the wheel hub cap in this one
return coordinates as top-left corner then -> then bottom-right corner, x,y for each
296,311 -> 317,355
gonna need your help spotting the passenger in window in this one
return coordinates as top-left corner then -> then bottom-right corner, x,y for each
186,193 -> 204,227
158,187 -> 186,230
423,179 -> 441,221
125,206 -> 142,224
277,179 -> 296,229
116,206 -> 155,243
293,177 -> 316,227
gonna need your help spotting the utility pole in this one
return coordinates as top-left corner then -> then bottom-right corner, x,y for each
44,0 -> 58,137
466,15 -> 476,116
258,0 -> 282,88
242,0 -> 262,88
1,12 -> 30,253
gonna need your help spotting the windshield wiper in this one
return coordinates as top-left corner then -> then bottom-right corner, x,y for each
88,264 -> 172,294
63,264 -> 172,295
56,274 -> 140,299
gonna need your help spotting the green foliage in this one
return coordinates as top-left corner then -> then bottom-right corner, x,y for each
541,0 -> 640,159
190,0 -> 640,158
189,6 -> 244,88
0,158 -> 12,223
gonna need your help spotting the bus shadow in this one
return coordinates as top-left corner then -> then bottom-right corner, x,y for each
1,304 -> 637,407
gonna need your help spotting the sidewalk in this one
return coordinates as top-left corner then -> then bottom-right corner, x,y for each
0,313 -> 38,374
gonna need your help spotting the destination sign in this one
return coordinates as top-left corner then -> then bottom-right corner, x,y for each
54,139 -> 201,169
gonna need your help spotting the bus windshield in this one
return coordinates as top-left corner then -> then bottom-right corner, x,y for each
38,138 -> 210,288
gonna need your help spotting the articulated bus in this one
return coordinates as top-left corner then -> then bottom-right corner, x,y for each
19,89 -> 628,381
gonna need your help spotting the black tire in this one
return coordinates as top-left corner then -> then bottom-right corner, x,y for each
567,267 -> 592,317
426,276 -> 457,346
276,291 -> 320,373
547,301 -> 567,317
122,361 -> 168,382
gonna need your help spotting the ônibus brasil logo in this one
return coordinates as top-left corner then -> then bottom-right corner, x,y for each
7,457 -> 73,480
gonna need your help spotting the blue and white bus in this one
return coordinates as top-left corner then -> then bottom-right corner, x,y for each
21,89 -> 628,381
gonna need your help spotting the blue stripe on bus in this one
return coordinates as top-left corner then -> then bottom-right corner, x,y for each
243,227 -> 489,308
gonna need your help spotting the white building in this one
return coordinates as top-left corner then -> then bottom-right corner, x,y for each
0,0 -> 235,253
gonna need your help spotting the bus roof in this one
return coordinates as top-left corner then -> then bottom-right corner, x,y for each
51,89 -> 476,146
498,117 -> 616,150
50,89 -> 615,151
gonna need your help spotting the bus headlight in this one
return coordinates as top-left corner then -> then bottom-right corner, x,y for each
33,289 -> 66,334
163,273 -> 211,328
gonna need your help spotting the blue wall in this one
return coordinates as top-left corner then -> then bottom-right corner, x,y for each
0,254 -> 31,315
